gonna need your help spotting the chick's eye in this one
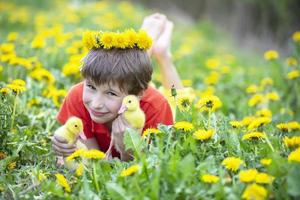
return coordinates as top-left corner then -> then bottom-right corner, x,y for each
75,125 -> 78,128
128,100 -> 131,103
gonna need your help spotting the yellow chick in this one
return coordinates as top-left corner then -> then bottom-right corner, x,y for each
54,116 -> 87,169
118,95 -> 145,129
105,95 -> 145,159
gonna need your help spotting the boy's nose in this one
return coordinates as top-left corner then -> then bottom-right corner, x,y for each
91,95 -> 105,110
91,100 -> 104,110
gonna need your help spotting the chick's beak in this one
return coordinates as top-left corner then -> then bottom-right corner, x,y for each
79,131 -> 87,140
118,104 -> 127,114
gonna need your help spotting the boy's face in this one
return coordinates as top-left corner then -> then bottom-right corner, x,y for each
82,79 -> 127,124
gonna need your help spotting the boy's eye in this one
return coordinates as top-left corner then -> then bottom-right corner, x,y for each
107,91 -> 117,96
87,84 -> 96,90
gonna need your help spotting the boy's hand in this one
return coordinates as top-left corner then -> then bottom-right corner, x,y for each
141,13 -> 167,56
111,114 -> 131,152
111,115 -> 142,153
152,19 -> 174,63
51,134 -> 77,157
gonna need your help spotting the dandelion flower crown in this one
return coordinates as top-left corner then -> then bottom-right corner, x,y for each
82,29 -> 153,50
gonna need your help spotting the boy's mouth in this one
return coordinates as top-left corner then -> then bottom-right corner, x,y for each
90,109 -> 109,117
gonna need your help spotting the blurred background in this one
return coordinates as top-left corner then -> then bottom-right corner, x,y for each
134,0 -> 300,54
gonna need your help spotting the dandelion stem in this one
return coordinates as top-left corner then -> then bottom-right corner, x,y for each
208,110 -> 212,129
92,161 -> 100,193
10,94 -> 18,133
264,136 -> 275,152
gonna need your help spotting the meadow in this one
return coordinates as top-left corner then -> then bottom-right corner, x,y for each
0,1 -> 300,199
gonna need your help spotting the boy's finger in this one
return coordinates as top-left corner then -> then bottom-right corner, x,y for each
53,135 -> 68,143
53,144 -> 76,154
53,139 -> 76,149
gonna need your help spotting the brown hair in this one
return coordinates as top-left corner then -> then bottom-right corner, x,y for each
81,48 -> 152,95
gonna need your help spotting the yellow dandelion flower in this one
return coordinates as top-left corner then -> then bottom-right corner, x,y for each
100,32 -> 115,49
229,120 -> 244,128
29,68 -> 55,84
196,95 -> 222,112
7,161 -> 16,170
287,121 -> 300,131
27,98 -> 40,108
260,77 -> 273,87
200,174 -> 219,183
222,157 -> 244,172
55,173 -> 71,192
287,70 -> 300,80
239,168 -> 258,183
242,183 -> 267,200
136,30 -> 152,50
120,164 -> 140,177
204,71 -> 220,85
264,50 -> 279,61
242,131 -> 266,141
82,30 -> 95,50
11,79 -> 26,86
266,92 -> 279,101
0,43 -> 15,54
242,116 -> 256,126
82,149 -> 105,159
205,58 -> 220,69
246,84 -> 258,94
288,147 -> 300,163
52,89 -> 67,107
193,129 -> 214,141
247,117 -> 271,130
142,128 -> 161,138
7,32 -> 18,42
174,121 -> 194,132
0,87 -> 10,95
113,33 -> 129,49
276,123 -> 289,132
66,149 -> 86,161
198,86 -> 215,98
182,79 -> 192,87
292,31 -> 300,42
260,158 -> 272,166
248,94 -> 264,107
256,108 -> 272,118
255,173 -> 274,184
283,136 -> 300,148
75,163 -> 84,177
7,83 -> 26,94
286,57 -> 297,66
177,95 -> 193,112
124,29 -> 137,48
31,36 -> 46,49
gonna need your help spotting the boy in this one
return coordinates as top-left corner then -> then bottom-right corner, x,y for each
52,13 -> 183,161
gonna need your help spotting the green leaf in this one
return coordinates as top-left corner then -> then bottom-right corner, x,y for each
287,164 -> 300,197
123,128 -> 144,156
106,182 -> 130,200
78,174 -> 100,200
178,154 -> 195,181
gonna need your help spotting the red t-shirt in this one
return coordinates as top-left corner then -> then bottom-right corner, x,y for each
56,82 -> 173,157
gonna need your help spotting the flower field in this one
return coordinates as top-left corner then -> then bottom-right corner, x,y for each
1,1 -> 300,199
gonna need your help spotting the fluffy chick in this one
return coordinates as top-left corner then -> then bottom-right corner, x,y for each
105,95 -> 145,159
54,116 -> 87,169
